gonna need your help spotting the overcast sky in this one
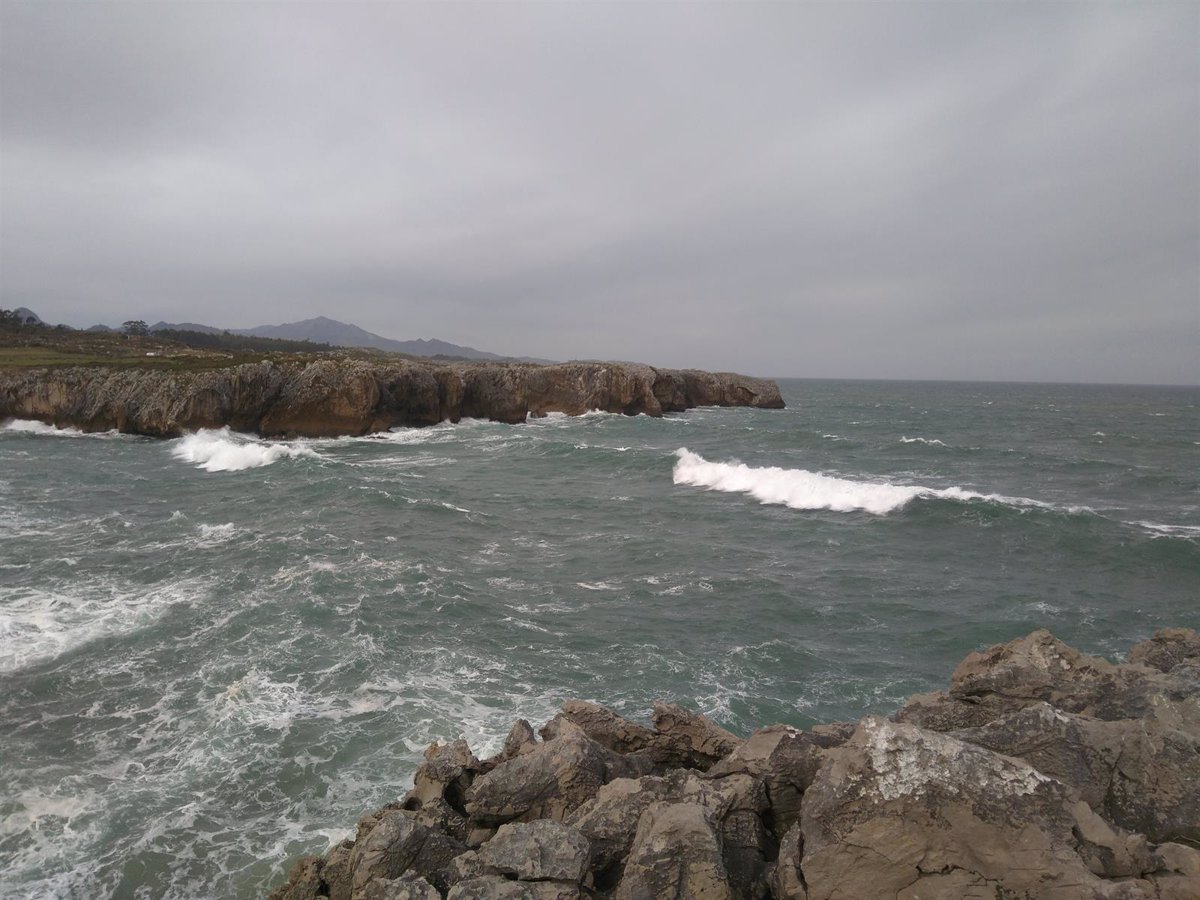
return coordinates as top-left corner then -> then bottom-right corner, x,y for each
1,2 -> 1197,383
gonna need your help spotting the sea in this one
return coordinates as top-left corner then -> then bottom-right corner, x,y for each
1,378 -> 1197,899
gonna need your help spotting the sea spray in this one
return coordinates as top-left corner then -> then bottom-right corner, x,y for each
171,428 -> 320,472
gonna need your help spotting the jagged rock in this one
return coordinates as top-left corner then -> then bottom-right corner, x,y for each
501,719 -> 537,759
466,720 -> 642,827
896,628 -> 1200,730
446,879 -> 582,900
408,797 -> 470,844
948,629 -> 1190,721
403,740 -> 480,815
806,723 -> 855,746
540,701 -> 660,754
892,689 -> 1015,731
567,775 -> 681,884
349,811 -> 464,897
705,725 -> 828,839
799,716 -> 1160,899
1129,628 -> 1200,673
769,823 -> 806,900
323,840 -> 355,900
614,801 -> 734,900
568,770 -> 768,898
358,874 -> 441,900
447,820 -> 591,886
651,702 -> 742,769
1148,842 -> 1200,900
540,700 -> 700,770
268,855 -> 326,900
953,701 -> 1200,844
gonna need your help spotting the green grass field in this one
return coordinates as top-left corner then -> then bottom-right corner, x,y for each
0,329 -> 429,372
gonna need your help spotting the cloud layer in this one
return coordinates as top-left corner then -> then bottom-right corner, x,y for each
2,2 -> 1196,382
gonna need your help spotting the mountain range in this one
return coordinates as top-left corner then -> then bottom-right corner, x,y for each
146,316 -> 551,362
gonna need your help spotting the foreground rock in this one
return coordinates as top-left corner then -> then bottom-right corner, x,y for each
0,358 -> 784,438
269,629 -> 1200,900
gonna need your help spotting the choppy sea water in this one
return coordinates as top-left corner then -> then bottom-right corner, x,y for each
1,378 -> 1197,899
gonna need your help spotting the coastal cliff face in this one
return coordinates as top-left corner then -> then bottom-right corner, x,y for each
0,359 -> 784,438
269,628 -> 1200,900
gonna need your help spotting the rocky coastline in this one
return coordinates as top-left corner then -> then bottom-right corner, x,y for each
0,359 -> 784,438
269,628 -> 1200,900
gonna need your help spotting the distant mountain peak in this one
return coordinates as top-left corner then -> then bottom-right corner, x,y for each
149,315 -> 551,363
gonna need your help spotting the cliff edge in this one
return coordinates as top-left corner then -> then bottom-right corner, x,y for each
0,359 -> 784,438
269,628 -> 1200,900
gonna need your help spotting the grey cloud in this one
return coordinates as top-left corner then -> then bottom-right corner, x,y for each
1,1 -> 1196,382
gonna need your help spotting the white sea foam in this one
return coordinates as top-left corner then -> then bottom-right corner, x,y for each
171,428 -> 319,472
672,448 -> 1053,516
194,522 -> 239,546
0,419 -> 119,438
899,436 -> 946,446
0,579 -> 201,674
1132,521 -> 1200,537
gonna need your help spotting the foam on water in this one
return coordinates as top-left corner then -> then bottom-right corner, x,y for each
0,579 -> 202,674
1,419 -> 119,438
1132,521 -> 1200,538
900,436 -> 946,446
171,428 -> 319,472
672,448 -> 1052,515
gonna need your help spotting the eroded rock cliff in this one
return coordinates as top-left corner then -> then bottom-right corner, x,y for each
269,628 -> 1200,900
0,359 -> 784,438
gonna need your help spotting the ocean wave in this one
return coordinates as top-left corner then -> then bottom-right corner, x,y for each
899,436 -> 946,446
0,419 -> 120,438
671,448 -> 1058,516
171,428 -> 319,472
1131,521 -> 1200,538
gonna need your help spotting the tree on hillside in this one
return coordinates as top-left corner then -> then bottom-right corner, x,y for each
122,320 -> 149,336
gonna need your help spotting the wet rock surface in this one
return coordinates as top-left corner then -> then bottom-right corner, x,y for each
268,629 -> 1200,900
0,359 -> 785,437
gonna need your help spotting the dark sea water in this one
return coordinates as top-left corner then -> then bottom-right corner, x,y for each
1,378 -> 1197,898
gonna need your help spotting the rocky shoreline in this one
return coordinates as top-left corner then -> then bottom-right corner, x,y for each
268,628 -> 1200,900
0,359 -> 784,438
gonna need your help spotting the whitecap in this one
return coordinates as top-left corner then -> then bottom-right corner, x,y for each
1131,521 -> 1200,537
0,579 -> 202,674
671,448 -> 1057,516
899,436 -> 946,446
171,428 -> 319,472
0,419 -> 119,438
196,523 -> 237,544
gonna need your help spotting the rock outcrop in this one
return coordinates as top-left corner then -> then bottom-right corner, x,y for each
269,629 -> 1200,900
0,359 -> 784,438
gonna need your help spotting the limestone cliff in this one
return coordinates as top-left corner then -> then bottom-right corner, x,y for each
0,359 -> 784,438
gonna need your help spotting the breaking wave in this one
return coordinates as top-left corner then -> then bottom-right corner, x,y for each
171,429 -> 319,472
672,448 -> 1052,516
1,419 -> 118,438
